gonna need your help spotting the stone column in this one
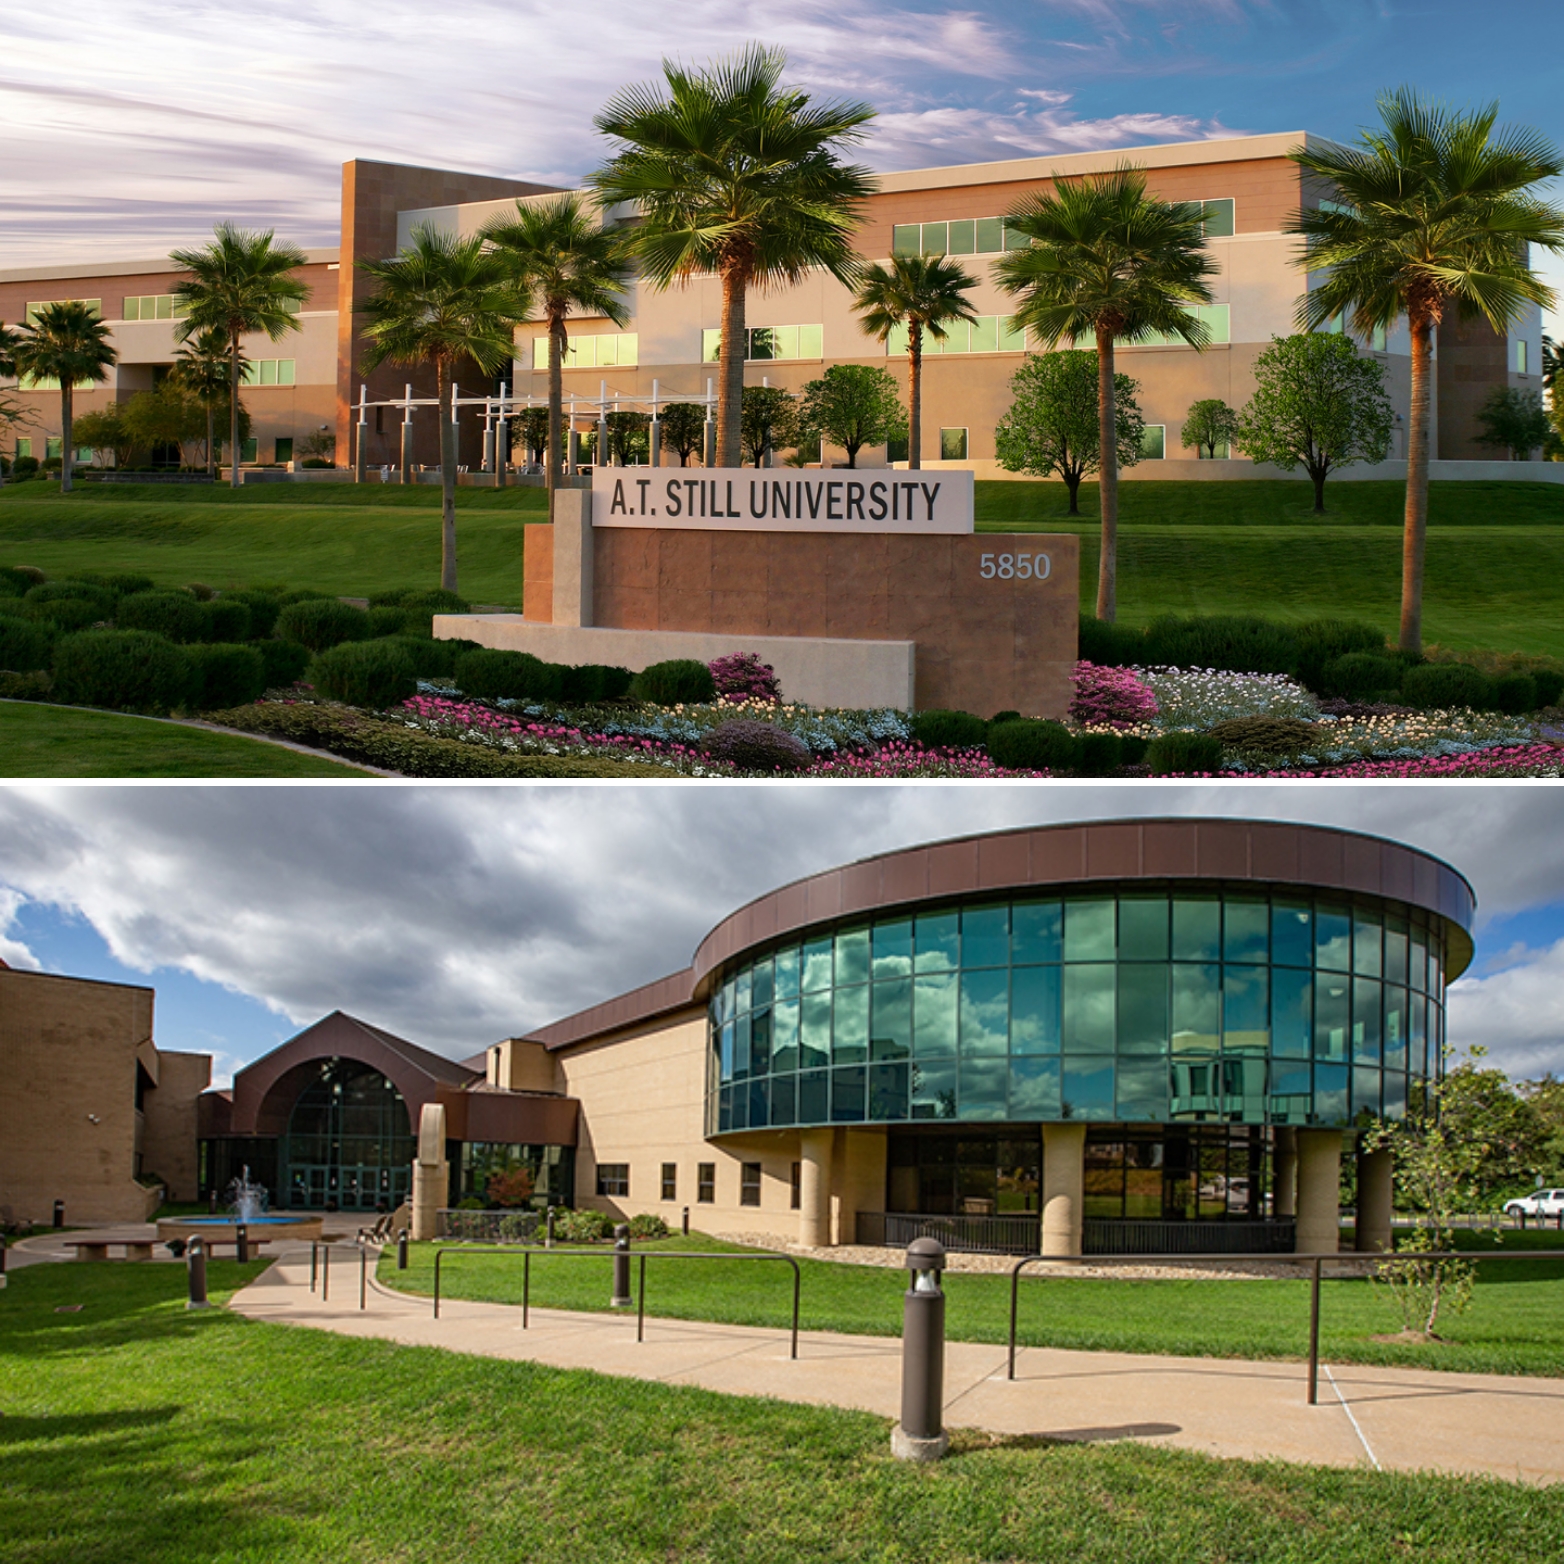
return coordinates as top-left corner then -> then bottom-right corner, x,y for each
648,419 -> 661,468
551,488 -> 594,627
399,416 -> 414,485
1294,1128 -> 1342,1254
1273,1126 -> 1298,1220
837,1129 -> 887,1249
798,1128 -> 834,1249
1355,1144 -> 1395,1252
1041,1122 -> 1087,1256
410,1102 -> 448,1242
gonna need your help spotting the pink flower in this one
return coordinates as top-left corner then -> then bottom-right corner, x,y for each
1069,661 -> 1159,728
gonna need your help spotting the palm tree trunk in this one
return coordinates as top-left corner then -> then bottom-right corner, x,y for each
59,382 -> 73,494
1400,312 -> 1433,655
547,313 -> 565,522
229,336 -> 242,490
1095,324 -> 1119,622
438,362 -> 458,593
206,402 -> 215,478
908,325 -> 923,471
717,261 -> 746,468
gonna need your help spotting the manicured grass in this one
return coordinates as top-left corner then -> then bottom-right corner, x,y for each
3,1261 -> 1561,1563
0,702 -> 368,777
391,1228 -> 1564,1380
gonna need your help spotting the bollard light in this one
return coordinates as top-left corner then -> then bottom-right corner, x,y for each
545,1206 -> 556,1249
186,1236 -> 210,1310
208,1188 -> 218,1215
397,1228 -> 410,1270
892,1236 -> 949,1463
53,1199 -> 64,1230
682,1206 -> 690,1237
611,1223 -> 632,1308
0,1233 -> 7,1290
235,1222 -> 249,1264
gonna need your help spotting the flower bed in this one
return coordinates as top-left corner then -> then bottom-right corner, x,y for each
1136,666 -> 1320,728
1250,744 -> 1564,780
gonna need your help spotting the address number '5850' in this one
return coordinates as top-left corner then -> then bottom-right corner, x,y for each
979,552 -> 1051,581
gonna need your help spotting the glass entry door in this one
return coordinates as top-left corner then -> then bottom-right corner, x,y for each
281,1060 -> 417,1210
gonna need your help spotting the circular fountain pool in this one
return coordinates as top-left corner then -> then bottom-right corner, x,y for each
157,1214 -> 324,1246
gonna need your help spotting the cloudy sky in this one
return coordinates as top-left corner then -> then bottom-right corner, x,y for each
0,783 -> 1560,1087
5,2 -> 1564,324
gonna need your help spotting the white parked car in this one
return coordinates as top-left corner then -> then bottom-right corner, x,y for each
1503,1189 -> 1564,1219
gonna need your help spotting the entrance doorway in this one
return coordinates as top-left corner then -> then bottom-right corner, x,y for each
280,1058 -> 417,1211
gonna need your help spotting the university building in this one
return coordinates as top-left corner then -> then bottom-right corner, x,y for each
1,135 -> 1547,476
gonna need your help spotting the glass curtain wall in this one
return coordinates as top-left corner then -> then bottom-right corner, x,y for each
281,1060 -> 417,1210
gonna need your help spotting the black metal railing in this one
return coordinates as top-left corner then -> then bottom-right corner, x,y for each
1084,1218 -> 1296,1255
437,1208 -> 542,1244
858,1212 -> 1042,1255
429,1245 -> 802,1358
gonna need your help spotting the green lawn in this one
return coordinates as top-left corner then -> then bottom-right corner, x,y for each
390,1229 -> 1564,1381
0,702 -> 368,777
3,1261 -> 1561,1563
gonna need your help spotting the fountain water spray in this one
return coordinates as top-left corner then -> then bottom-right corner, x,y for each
227,1166 -> 269,1225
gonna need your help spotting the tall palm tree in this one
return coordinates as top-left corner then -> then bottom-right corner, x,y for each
853,254 -> 979,470
357,225 -> 532,592
482,195 -> 633,517
0,323 -> 22,490
171,223 -> 309,489
996,167 -> 1216,621
589,44 -> 875,468
1290,91 -> 1564,654
170,326 -> 247,477
12,302 -> 118,494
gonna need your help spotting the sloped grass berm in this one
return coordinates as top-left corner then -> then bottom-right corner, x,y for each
3,1260 -> 1563,1564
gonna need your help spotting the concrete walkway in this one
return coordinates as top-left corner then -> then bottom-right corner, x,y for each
225,1243 -> 1564,1487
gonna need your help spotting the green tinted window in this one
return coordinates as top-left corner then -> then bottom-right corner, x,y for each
959,1058 -> 1008,1118
892,224 -> 921,256
1383,987 -> 1407,1071
1009,965 -> 1061,1054
1201,198 -> 1235,237
1064,899 -> 1115,961
960,969 -> 1009,1056
1223,967 -> 1269,1051
962,905 -> 1009,968
1353,910 -> 1382,976
1271,902 -> 1311,967
774,946 -> 800,997
835,927 -> 870,986
1271,967 -> 1311,1056
801,991 -> 831,1067
1172,898 -> 1220,961
1316,907 -> 1351,971
976,216 -> 1005,253
802,937 -> 833,991
1012,900 -> 1061,964
1062,1061 -> 1115,1118
922,222 -> 947,255
1224,900 -> 1268,964
872,918 -> 912,978
1118,897 -> 1168,961
969,316 -> 998,353
751,957 -> 773,1009
1009,1056 -> 1060,1116
1063,964 -> 1115,1051
913,972 -> 957,1056
1171,965 -> 1220,1054
1117,1058 -> 1169,1121
911,1059 -> 956,1119
1116,965 -> 1169,1055
915,910 -> 959,972
1352,977 -> 1381,1062
833,984 -> 868,1063
947,218 -> 976,254
871,979 -> 912,1060
771,998 -> 799,1072
1314,973 -> 1349,1060
1384,917 -> 1409,986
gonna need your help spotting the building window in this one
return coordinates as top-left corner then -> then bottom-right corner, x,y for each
1517,338 -> 1529,375
697,1162 -> 715,1203
661,1162 -> 677,1201
1142,425 -> 1167,460
240,360 -> 297,387
122,294 -> 190,321
892,218 -> 1028,258
533,333 -> 639,370
45,438 -> 62,460
1193,199 -> 1235,238
596,1163 -> 629,1198
25,298 -> 101,324
740,1163 -> 762,1206
702,325 -> 823,363
1371,324 -> 1388,352
939,428 -> 967,461
274,437 -> 294,464
790,1162 -> 801,1210
14,438 -> 31,459
886,316 -> 1026,356
1135,304 -> 1230,348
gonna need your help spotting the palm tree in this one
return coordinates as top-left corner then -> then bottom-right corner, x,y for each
171,223 -> 309,489
357,225 -> 532,592
589,44 -> 875,468
12,302 -> 118,494
1290,91 -> 1564,654
0,322 -> 22,490
853,254 -> 978,469
170,327 -> 247,477
996,167 -> 1216,621
482,195 -> 633,517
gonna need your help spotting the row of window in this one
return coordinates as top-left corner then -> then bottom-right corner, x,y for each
596,1160 -> 798,1209
25,294 -> 304,326
24,297 -> 100,324
888,199 -> 1235,261
240,359 -> 297,386
533,332 -> 639,370
886,316 -> 1028,356
701,325 -> 825,364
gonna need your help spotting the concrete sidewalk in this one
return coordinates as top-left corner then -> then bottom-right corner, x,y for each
227,1244 -> 1564,1487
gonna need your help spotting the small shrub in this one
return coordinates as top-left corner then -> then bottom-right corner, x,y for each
380,634 -> 460,680
1075,731 -> 1125,776
222,590 -> 281,639
21,597 -> 105,632
989,709 -> 1020,725
1319,653 -> 1402,701
276,597 -> 371,652
370,587 -> 470,613
70,571 -> 156,597
1146,730 -> 1224,775
0,670 -> 51,700
1293,618 -> 1387,689
258,638 -> 311,688
455,647 -> 557,701
1206,716 -> 1319,755
52,629 -> 194,713
627,1213 -> 669,1240
308,639 -> 418,708
1402,662 -> 1496,712
186,643 -> 267,709
0,614 -> 55,673
987,718 -> 1077,772
709,651 -> 782,702
9,456 -> 39,481
1120,734 -> 1150,768
1077,615 -> 1145,667
1143,614 -> 1299,676
201,598 -> 253,642
366,606 -> 415,639
27,579 -> 116,614
485,1167 -> 535,1208
1492,672 -> 1539,714
1070,661 -> 1159,727
910,709 -> 989,749
1534,669 -> 1564,708
629,658 -> 717,705
558,663 -> 634,703
1,566 -> 45,595
701,718 -> 811,773
553,1208 -> 615,1243
115,589 -> 207,643
185,582 -> 216,602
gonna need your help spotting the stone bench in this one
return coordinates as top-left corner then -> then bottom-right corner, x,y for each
65,1239 -> 156,1262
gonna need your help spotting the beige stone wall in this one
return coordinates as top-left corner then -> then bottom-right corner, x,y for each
141,1050 -> 211,1202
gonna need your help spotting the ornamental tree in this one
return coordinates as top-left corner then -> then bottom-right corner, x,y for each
12,300 -> 118,493
659,402 -> 708,466
1233,332 -> 1394,512
797,364 -> 906,468
511,406 -> 550,466
740,385 -> 801,467
1474,386 -> 1551,459
993,350 -> 1146,513
1180,397 -> 1239,460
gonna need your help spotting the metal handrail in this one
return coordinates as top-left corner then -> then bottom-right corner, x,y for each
1004,1247 -> 1564,1403
430,1244 -> 802,1359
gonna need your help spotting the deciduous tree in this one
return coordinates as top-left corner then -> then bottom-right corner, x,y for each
740,385 -> 800,466
1474,385 -> 1551,459
658,402 -> 708,466
797,364 -> 904,468
1180,397 -> 1239,460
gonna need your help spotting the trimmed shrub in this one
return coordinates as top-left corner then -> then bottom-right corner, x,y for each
369,587 -> 470,613
52,629 -> 194,713
0,614 -> 56,672
185,582 -> 216,602
366,606 -> 415,639
709,651 -> 782,703
1492,672 -> 1539,714
27,579 -> 116,614
1120,735 -> 1150,768
1402,662 -> 1496,712
69,571 -> 156,597
454,647 -> 556,701
1205,717 -> 1319,755
1142,614 -> 1298,676
1146,731 -> 1224,775
627,1213 -> 669,1240
701,719 -> 811,773
186,643 -> 267,709
222,590 -> 281,639
258,637 -> 311,688
910,708 -> 989,749
558,663 -> 634,703
276,597 -> 371,652
308,639 -> 418,709
989,709 -> 1021,726
1075,731 -> 1125,776
987,718 -> 1078,772
629,658 -> 717,705
378,634 -> 460,680
115,589 -> 207,643
1533,668 -> 1564,708
9,456 -> 39,481
0,670 -> 51,701
1070,662 -> 1159,727
1319,653 -> 1402,701
1077,615 -> 1145,667
1293,618 -> 1389,689
201,598 -> 252,642
21,596 -> 110,632
553,1208 -> 615,1243
1,566 -> 44,596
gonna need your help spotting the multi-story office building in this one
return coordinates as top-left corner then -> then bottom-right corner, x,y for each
2,137 -> 1545,474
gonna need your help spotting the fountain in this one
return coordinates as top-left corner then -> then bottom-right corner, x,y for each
158,1166 -> 324,1251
